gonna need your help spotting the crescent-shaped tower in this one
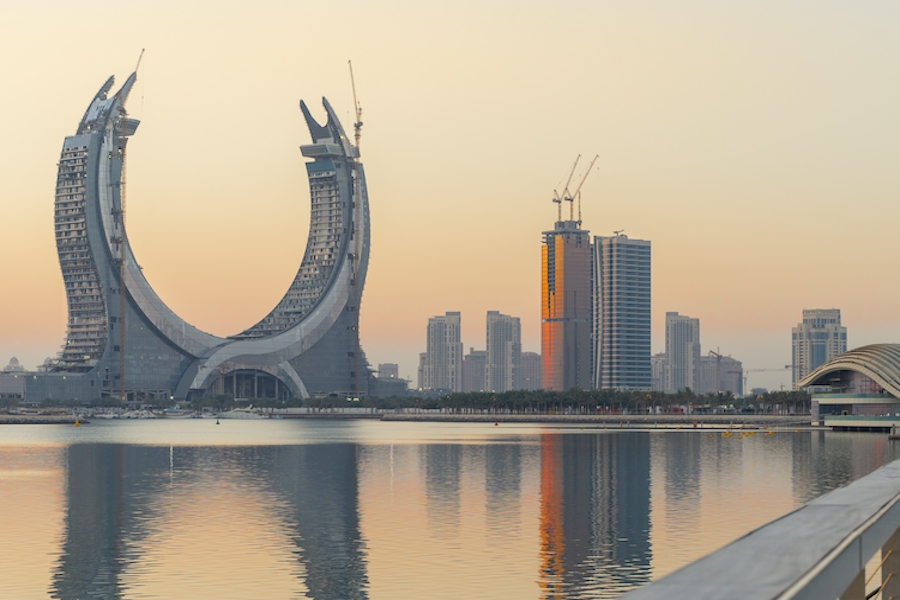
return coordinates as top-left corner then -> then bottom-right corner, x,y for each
28,70 -> 371,402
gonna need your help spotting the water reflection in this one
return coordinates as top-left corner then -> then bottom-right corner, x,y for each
269,445 -> 368,599
539,434 -> 652,598
7,424 -> 899,600
53,445 -> 170,599
424,445 -> 462,538
662,434 -> 701,532
51,444 -> 368,600
485,443 -> 522,543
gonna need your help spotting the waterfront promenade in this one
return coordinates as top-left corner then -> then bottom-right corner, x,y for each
380,413 -> 811,426
0,409 -> 810,427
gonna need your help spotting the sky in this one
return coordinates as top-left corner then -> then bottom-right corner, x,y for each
2,0 -> 900,391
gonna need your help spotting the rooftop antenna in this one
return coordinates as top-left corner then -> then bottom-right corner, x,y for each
554,155 -> 580,222
613,229 -> 625,236
570,154 -> 598,226
134,48 -> 145,72
348,60 -> 363,149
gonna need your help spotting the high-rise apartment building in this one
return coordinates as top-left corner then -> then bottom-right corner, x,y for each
486,311 -> 521,392
423,312 -> 463,392
592,234 -> 651,390
542,221 -> 592,391
792,309 -> 847,385
462,348 -> 487,393
664,312 -> 700,393
520,352 -> 542,390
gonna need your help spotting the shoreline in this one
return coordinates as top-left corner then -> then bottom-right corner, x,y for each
0,415 -> 87,425
380,413 -> 812,426
0,413 -> 812,427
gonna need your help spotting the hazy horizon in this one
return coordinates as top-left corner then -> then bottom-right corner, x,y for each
3,0 -> 900,391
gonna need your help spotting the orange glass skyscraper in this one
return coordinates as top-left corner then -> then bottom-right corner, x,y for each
541,220 -> 592,390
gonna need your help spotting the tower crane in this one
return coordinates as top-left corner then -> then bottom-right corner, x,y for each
552,155 -> 580,222
708,349 -> 723,393
738,365 -> 793,394
348,60 -> 363,148
566,154 -> 599,224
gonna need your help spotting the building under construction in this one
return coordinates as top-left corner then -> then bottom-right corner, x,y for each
26,68 -> 374,402
541,156 -> 652,392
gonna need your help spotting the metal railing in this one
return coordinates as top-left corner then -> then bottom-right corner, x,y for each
622,458 -> 900,600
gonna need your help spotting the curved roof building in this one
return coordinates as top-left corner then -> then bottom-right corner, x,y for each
797,343 -> 900,431
28,69 -> 371,402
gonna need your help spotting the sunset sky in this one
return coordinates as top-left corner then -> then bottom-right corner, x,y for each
2,0 -> 900,390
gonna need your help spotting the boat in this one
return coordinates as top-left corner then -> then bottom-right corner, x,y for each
162,408 -> 195,419
216,405 -> 264,419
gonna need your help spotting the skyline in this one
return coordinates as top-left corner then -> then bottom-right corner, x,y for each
3,1 -> 900,391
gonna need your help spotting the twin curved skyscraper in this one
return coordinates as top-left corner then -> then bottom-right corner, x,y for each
31,68 -> 371,401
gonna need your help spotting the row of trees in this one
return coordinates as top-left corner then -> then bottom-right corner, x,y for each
20,388 -> 811,414
196,388 -> 812,415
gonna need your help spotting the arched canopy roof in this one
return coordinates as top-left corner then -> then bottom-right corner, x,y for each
797,343 -> 900,397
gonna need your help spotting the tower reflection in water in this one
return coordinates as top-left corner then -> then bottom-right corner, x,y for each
539,433 -> 652,598
52,443 -> 368,600
51,434 -> 653,599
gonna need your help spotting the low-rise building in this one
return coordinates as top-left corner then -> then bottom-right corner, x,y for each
799,344 -> 900,431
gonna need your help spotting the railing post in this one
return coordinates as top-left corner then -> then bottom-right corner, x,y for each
884,527 -> 900,599
839,569 -> 865,600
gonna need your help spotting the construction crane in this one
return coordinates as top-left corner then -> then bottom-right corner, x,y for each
552,155 -> 580,221
738,365 -> 793,394
348,60 -> 363,148
708,349 -> 723,393
566,154 -> 599,223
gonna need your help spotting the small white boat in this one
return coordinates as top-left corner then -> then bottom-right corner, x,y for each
162,408 -> 195,419
217,406 -> 264,419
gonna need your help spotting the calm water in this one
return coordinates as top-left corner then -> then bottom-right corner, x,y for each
1,420 -> 897,599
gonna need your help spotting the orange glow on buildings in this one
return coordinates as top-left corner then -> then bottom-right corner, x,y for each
541,220 -> 592,390
539,434 -> 565,598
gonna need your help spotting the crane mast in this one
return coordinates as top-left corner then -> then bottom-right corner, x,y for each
553,155 -> 580,222
569,154 -> 598,225
349,60 -> 363,148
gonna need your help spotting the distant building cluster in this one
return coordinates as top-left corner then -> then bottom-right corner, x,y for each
5,71 -> 860,403
418,311 -> 541,393
540,213 -> 653,391
650,313 -> 743,395
538,208 -> 753,395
